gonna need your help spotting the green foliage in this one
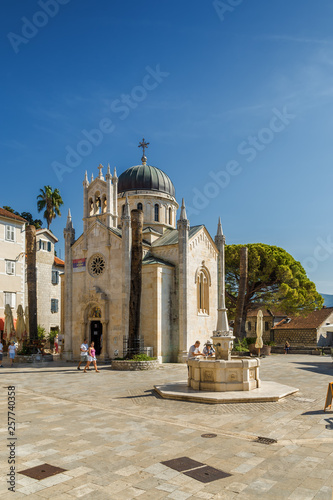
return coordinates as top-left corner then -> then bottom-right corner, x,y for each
37,325 -> 46,340
244,337 -> 257,346
225,243 -> 323,319
131,354 -> 156,361
233,339 -> 249,352
37,186 -> 64,230
265,340 -> 276,346
17,343 -> 32,355
47,329 -> 59,342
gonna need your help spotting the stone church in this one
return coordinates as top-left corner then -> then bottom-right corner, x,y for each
63,141 -> 226,362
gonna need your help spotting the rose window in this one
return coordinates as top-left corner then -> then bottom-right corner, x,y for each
89,254 -> 105,276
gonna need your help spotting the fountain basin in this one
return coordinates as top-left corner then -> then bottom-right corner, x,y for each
187,357 -> 260,392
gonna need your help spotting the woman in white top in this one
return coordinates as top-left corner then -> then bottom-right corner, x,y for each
8,341 -> 17,367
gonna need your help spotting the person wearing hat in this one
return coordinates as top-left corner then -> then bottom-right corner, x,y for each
203,340 -> 215,357
8,341 -> 17,367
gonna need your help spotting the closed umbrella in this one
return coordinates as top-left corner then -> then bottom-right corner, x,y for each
255,309 -> 264,357
16,305 -> 26,341
4,304 -> 15,341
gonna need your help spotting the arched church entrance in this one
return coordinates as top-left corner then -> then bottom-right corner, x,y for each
90,320 -> 102,355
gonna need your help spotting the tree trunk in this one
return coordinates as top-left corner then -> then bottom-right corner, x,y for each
128,209 -> 143,357
234,246 -> 248,340
26,225 -> 38,341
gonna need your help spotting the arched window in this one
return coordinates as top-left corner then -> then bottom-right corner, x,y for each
122,204 -> 125,216
154,204 -> 159,222
89,198 -> 94,216
137,202 -> 143,211
195,265 -> 210,315
168,207 -> 172,225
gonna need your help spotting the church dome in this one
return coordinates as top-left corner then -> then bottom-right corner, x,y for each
118,164 -> 175,198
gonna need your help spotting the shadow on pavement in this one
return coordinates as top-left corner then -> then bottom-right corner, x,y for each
291,361 -> 333,375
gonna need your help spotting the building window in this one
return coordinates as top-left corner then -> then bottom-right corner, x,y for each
137,203 -> 143,211
39,240 -> 51,252
265,321 -> 269,331
196,268 -> 210,315
5,225 -> 15,242
4,292 -> 16,308
248,321 -> 251,331
52,270 -> 59,284
6,261 -> 15,275
89,253 -> 106,277
168,207 -> 172,225
154,204 -> 159,222
51,299 -> 59,313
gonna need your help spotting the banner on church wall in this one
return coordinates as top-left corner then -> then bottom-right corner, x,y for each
73,258 -> 86,272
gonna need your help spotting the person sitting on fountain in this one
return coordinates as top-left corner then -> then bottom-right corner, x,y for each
203,340 -> 215,357
188,341 -> 204,360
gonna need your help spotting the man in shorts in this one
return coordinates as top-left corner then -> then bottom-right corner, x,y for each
77,338 -> 89,370
0,340 -> 3,367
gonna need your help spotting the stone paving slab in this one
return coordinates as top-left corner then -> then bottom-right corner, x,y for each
0,355 -> 333,498
154,380 -> 299,403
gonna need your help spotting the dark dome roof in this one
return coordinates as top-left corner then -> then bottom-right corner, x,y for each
118,164 -> 175,197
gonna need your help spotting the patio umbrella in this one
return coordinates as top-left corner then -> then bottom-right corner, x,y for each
4,304 -> 15,341
255,309 -> 264,357
16,304 -> 26,341
25,306 -> 29,337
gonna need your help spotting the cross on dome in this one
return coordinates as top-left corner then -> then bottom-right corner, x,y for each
138,138 -> 149,164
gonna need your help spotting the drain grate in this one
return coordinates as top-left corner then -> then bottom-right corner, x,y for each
161,457 -> 204,472
19,463 -> 67,480
255,436 -> 277,445
184,465 -> 232,483
201,433 -> 217,438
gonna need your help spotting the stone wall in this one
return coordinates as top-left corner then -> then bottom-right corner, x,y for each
272,328 -> 317,345
35,232 -> 62,334
111,359 -> 159,370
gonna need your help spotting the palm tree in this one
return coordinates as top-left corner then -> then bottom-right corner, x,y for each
37,186 -> 63,229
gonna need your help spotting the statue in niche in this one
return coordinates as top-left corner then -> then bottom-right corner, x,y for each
91,306 -> 101,318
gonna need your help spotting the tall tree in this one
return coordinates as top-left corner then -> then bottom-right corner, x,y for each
225,244 -> 324,327
233,247 -> 248,339
37,186 -> 63,230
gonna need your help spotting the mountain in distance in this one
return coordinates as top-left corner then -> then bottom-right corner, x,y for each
321,294 -> 333,307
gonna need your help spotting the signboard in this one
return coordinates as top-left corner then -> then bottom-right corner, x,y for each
324,382 -> 333,411
73,258 -> 86,272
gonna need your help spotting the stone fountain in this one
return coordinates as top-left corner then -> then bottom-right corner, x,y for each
155,218 -> 297,403
187,333 -> 260,392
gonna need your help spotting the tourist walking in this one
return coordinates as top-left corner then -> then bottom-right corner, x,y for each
84,341 -> 100,373
8,341 -> 17,367
78,338 -> 89,370
0,340 -> 3,367
284,341 -> 290,354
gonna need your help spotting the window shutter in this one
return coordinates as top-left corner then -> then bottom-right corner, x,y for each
39,240 -> 42,250
47,242 -> 51,252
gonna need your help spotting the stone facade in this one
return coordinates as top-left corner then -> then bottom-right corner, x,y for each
63,157 -> 221,363
34,229 -> 63,334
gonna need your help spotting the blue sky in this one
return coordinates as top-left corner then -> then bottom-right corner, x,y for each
2,0 -> 333,293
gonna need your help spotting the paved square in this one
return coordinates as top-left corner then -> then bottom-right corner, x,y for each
1,354 -> 333,498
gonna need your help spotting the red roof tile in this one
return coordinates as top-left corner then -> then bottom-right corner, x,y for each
54,256 -> 64,266
273,307 -> 333,330
0,207 -> 26,222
